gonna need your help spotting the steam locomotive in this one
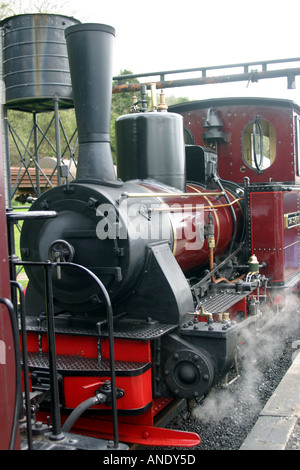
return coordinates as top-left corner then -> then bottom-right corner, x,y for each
2,22 -> 300,449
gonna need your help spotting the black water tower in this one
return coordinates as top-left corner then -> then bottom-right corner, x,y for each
1,14 -> 80,112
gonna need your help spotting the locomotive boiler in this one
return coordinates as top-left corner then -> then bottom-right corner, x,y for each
17,22 -> 300,447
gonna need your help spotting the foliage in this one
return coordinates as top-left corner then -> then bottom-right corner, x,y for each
110,70 -> 143,161
7,108 -> 77,166
7,71 -> 142,166
112,69 -> 141,115
0,0 -> 74,19
7,84 -> 188,167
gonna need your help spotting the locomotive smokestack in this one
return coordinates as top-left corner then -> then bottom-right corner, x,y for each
64,23 -> 118,184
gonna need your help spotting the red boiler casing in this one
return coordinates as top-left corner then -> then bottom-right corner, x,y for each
139,181 -> 243,273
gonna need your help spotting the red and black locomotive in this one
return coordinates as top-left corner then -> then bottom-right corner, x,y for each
1,21 -> 300,450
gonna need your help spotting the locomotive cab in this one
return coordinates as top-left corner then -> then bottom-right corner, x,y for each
170,97 -> 300,290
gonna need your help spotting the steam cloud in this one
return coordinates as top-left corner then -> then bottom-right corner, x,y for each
192,293 -> 300,426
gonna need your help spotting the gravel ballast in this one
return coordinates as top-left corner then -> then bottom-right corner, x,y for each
164,308 -> 300,450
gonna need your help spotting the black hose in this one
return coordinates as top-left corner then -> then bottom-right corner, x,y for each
62,393 -> 106,433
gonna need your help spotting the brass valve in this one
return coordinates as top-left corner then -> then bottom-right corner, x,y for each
248,254 -> 259,274
157,89 -> 168,112
205,211 -> 215,249
207,236 -> 215,249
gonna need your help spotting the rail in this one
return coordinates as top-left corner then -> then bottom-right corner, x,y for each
13,259 -> 120,448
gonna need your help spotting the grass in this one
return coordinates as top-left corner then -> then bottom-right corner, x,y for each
12,201 -> 29,289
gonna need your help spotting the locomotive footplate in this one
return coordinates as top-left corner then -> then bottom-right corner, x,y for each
195,280 -> 259,315
196,290 -> 252,315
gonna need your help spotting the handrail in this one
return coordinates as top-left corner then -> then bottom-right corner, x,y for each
112,57 -> 300,93
13,259 -> 120,448
113,56 -> 300,82
0,297 -> 22,450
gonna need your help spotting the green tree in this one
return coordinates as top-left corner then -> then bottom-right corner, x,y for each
110,70 -> 142,161
112,69 -> 141,115
0,0 -> 75,19
166,95 -> 189,106
7,108 -> 77,166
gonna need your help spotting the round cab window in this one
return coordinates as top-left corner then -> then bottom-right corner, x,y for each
243,117 -> 276,171
184,127 -> 194,145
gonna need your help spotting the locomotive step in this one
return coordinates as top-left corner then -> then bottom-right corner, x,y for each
26,351 -> 150,376
24,315 -> 177,340
26,351 -> 153,413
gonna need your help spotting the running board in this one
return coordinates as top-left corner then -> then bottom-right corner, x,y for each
196,284 -> 257,315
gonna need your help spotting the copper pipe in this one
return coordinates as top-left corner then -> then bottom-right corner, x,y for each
152,198 -> 243,212
209,247 -> 244,284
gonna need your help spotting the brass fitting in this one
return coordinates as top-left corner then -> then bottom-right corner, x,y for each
207,237 -> 216,249
223,312 -> 230,321
157,89 -> 168,112
150,83 -> 157,111
248,254 -> 259,274
195,307 -> 213,319
205,211 -> 215,249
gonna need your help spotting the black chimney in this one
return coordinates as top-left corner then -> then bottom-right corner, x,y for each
65,23 -> 119,185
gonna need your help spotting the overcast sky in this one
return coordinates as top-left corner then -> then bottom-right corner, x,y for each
15,0 -> 300,103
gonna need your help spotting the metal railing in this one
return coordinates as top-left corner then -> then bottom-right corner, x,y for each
112,57 -> 300,93
6,209 -> 120,449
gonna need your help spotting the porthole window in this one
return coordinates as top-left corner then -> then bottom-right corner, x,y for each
243,117 -> 276,171
184,127 -> 194,145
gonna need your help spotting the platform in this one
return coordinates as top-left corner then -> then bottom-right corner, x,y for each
240,351 -> 300,450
